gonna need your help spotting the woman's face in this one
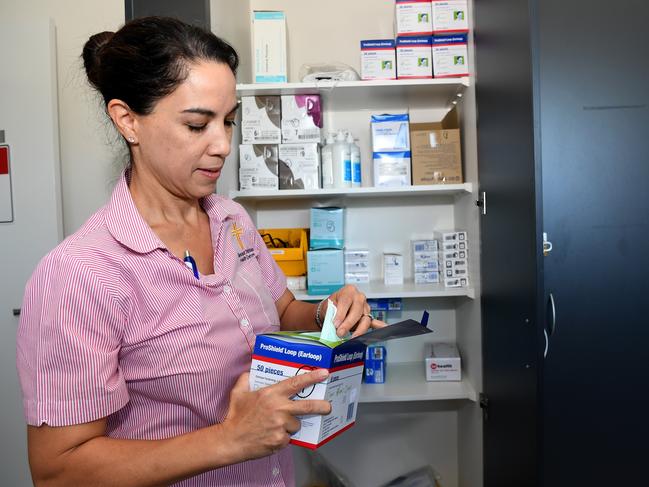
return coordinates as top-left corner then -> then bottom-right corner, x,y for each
132,60 -> 238,200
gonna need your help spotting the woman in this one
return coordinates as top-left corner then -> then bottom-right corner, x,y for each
17,17 -> 382,486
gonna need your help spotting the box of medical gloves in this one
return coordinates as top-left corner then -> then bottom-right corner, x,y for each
250,303 -> 431,449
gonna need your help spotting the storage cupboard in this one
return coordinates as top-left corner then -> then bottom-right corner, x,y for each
212,1 -> 483,486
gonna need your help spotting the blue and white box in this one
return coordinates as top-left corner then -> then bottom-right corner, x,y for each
364,345 -> 387,384
250,319 -> 431,448
395,0 -> 433,37
361,39 -> 397,80
372,113 -> 412,187
432,34 -> 469,78
307,250 -> 344,295
252,11 -> 287,83
396,36 -> 433,79
310,207 -> 345,250
432,0 -> 469,34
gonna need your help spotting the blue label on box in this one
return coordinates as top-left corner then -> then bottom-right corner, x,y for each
361,39 -> 396,49
371,113 -> 410,123
254,11 -> 286,20
396,36 -> 433,47
432,34 -> 468,45
364,346 -> 387,384
254,335 -> 333,368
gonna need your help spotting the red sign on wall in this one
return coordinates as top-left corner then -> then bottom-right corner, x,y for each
0,146 -> 8,175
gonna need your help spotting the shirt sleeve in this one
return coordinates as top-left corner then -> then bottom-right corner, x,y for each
16,250 -> 129,427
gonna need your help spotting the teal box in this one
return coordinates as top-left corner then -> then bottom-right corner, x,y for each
310,207 -> 345,250
307,250 -> 344,295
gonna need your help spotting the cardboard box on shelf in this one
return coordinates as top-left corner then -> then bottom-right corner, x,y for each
279,143 -> 320,190
425,342 -> 462,381
307,249 -> 344,295
239,144 -> 279,190
410,108 -> 463,185
361,39 -> 397,80
281,95 -> 322,143
241,96 -> 281,144
395,0 -> 433,37
432,0 -> 469,34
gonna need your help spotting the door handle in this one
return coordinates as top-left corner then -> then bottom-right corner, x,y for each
543,329 -> 549,358
547,293 -> 556,336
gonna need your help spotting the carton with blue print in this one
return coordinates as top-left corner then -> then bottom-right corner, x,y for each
249,305 -> 430,449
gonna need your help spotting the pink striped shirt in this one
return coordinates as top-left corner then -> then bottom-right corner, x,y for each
16,172 -> 293,486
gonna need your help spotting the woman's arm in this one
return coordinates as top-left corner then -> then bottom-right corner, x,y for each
276,285 -> 384,337
27,370 -> 330,487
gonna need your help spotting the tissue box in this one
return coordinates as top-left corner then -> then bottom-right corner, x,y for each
250,318 -> 431,448
361,39 -> 397,80
241,96 -> 281,144
239,144 -> 279,190
432,34 -> 469,78
425,343 -> 461,381
395,0 -> 433,37
281,95 -> 322,143
310,207 -> 345,250
307,250 -> 344,295
396,36 -> 433,79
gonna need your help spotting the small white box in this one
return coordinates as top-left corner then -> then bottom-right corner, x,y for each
239,144 -> 279,190
286,275 -> 307,291
396,36 -> 433,79
373,152 -> 412,187
252,11 -> 287,83
415,271 -> 440,284
425,343 -> 461,381
345,260 -> 370,271
432,34 -> 469,78
344,249 -> 370,262
444,267 -> 468,278
281,95 -> 322,143
444,276 -> 469,288
442,240 -> 468,252
444,249 -> 467,260
436,230 -> 468,242
443,258 -> 467,268
414,251 -> 441,262
278,143 -> 320,190
361,39 -> 397,80
432,0 -> 469,34
345,272 -> 370,284
241,96 -> 281,144
384,253 -> 404,285
412,239 -> 440,252
395,0 -> 433,36
415,260 -> 440,273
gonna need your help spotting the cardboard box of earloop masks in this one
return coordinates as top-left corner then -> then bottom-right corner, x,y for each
250,307 -> 431,449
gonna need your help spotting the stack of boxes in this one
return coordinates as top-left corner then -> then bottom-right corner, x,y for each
240,95 -> 323,191
360,0 -> 469,80
344,249 -> 370,285
437,230 -> 469,287
307,207 -> 345,295
412,239 -> 441,284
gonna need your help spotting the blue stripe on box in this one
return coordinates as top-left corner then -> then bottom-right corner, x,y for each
432,34 -> 468,45
255,75 -> 288,83
254,11 -> 285,20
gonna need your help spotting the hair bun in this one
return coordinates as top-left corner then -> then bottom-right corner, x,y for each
82,31 -> 114,89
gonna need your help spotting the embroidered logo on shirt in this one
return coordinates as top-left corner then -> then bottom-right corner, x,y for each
231,222 -> 256,263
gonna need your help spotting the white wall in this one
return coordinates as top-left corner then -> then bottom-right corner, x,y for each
0,0 -> 125,236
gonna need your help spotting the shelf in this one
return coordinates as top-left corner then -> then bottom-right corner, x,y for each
236,78 -> 469,111
230,183 -> 473,202
359,362 -> 477,403
293,281 -> 474,301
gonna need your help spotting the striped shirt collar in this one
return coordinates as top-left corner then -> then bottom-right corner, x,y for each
105,171 -> 239,254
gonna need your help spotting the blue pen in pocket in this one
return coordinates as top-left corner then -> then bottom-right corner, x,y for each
184,250 -> 199,279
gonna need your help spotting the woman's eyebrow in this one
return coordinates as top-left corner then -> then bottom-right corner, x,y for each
182,107 -> 216,117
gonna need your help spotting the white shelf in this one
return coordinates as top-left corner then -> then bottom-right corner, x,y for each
359,362 -> 477,403
293,281 -> 474,301
230,183 -> 472,202
236,78 -> 469,111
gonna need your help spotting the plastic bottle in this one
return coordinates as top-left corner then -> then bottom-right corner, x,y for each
333,130 -> 352,188
321,133 -> 335,189
346,132 -> 361,187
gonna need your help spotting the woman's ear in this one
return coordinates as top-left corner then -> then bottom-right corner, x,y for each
107,99 -> 138,144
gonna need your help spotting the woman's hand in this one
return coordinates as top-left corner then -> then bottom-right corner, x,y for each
327,285 -> 387,338
219,369 -> 331,462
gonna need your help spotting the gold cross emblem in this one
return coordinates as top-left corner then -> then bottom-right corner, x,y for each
231,223 -> 245,250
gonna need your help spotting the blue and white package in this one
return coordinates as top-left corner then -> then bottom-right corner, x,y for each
307,250 -> 344,296
310,207 -> 344,249
396,36 -> 433,79
373,151 -> 412,187
371,113 -> 411,152
364,345 -> 387,384
249,318 -> 431,449
432,34 -> 469,78
360,39 -> 397,80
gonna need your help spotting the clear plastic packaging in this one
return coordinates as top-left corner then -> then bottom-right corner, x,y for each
299,62 -> 361,82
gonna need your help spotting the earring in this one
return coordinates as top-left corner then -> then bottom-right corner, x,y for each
128,137 -> 135,143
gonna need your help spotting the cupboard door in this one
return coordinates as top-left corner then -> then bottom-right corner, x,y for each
538,0 -> 649,485
474,1 -> 542,485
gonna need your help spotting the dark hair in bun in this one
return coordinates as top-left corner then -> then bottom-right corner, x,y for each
81,16 -> 239,115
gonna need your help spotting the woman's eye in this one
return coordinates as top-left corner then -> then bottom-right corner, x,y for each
187,124 -> 207,132
225,119 -> 237,127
